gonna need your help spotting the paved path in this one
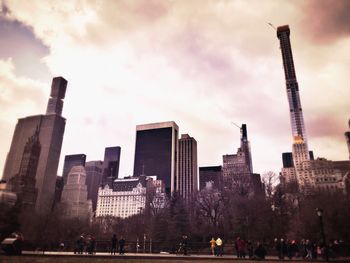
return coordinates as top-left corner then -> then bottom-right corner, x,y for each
21,251 -> 350,262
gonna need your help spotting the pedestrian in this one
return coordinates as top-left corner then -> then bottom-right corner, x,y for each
181,235 -> 188,255
209,237 -> 216,256
89,236 -> 96,254
254,242 -> 267,260
247,240 -> 254,259
305,239 -> 313,259
237,237 -> 246,258
215,237 -> 223,256
119,236 -> 126,255
111,234 -> 118,255
78,235 -> 84,254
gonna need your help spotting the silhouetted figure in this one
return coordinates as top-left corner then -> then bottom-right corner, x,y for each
119,237 -> 126,254
254,242 -> 266,260
181,235 -> 188,255
247,240 -> 254,259
111,234 -> 118,255
75,236 -> 84,254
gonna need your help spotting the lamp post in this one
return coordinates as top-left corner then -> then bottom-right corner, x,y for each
316,208 -> 328,262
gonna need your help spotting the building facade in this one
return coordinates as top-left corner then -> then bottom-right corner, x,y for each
199,166 -> 222,190
96,176 -> 165,218
7,128 -> 41,209
2,77 -> 67,214
102,146 -> 121,185
85,160 -> 103,211
62,154 -> 86,184
177,134 -> 198,201
133,121 -> 179,194
222,124 -> 257,195
61,165 -> 92,220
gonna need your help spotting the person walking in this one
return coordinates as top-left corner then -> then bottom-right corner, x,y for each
209,237 -> 216,255
216,237 -> 223,256
111,234 -> 118,255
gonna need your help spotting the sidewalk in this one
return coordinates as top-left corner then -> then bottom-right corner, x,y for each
22,251 -> 350,262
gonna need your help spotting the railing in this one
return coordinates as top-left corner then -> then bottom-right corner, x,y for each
19,240 -> 350,258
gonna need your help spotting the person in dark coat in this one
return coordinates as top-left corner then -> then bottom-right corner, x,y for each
119,237 -> 126,254
111,234 -> 118,255
254,242 -> 267,260
181,235 -> 188,255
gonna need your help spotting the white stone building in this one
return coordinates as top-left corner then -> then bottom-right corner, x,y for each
96,176 -> 165,218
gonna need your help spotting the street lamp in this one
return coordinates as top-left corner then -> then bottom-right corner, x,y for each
316,208 -> 328,262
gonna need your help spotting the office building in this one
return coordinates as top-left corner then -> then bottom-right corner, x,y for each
85,160 -> 103,211
177,134 -> 198,201
61,165 -> 92,220
277,25 -> 312,193
277,25 -> 308,146
102,146 -> 121,185
62,154 -> 86,184
133,121 -> 179,194
7,129 -> 41,209
223,125 -> 253,179
2,77 -> 67,214
199,166 -> 222,190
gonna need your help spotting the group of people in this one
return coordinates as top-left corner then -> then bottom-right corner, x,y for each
274,238 -> 334,260
209,237 -> 223,256
111,234 -> 126,255
209,237 -> 266,259
74,234 -> 96,254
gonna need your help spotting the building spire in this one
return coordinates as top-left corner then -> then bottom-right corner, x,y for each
46,77 -> 67,116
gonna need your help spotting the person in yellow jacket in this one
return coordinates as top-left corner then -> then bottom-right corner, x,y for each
216,237 -> 223,256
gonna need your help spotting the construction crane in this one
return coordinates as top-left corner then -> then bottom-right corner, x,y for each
268,22 -> 276,31
231,122 -> 241,130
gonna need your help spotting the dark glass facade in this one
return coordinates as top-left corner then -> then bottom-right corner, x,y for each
103,146 -> 121,183
133,127 -> 173,193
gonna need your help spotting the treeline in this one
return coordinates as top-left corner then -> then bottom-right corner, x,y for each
1,174 -> 350,252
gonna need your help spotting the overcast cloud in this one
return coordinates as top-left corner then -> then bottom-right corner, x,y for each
0,0 -> 349,178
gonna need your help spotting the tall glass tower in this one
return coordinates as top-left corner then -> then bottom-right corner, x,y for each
277,25 -> 308,148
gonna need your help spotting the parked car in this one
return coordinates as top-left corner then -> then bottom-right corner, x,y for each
1,232 -> 23,255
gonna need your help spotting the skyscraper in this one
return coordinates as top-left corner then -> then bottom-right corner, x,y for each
277,25 -> 311,192
7,128 -> 41,209
62,154 -> 86,184
133,121 -> 178,194
223,124 -> 253,179
85,160 -> 103,211
277,25 -> 308,147
102,146 -> 121,184
177,134 -> 198,201
61,165 -> 92,220
2,77 -> 67,214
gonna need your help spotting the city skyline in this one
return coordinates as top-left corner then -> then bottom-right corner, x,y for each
1,1 -> 349,179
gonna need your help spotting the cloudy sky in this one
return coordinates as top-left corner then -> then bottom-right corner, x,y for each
0,0 -> 349,178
